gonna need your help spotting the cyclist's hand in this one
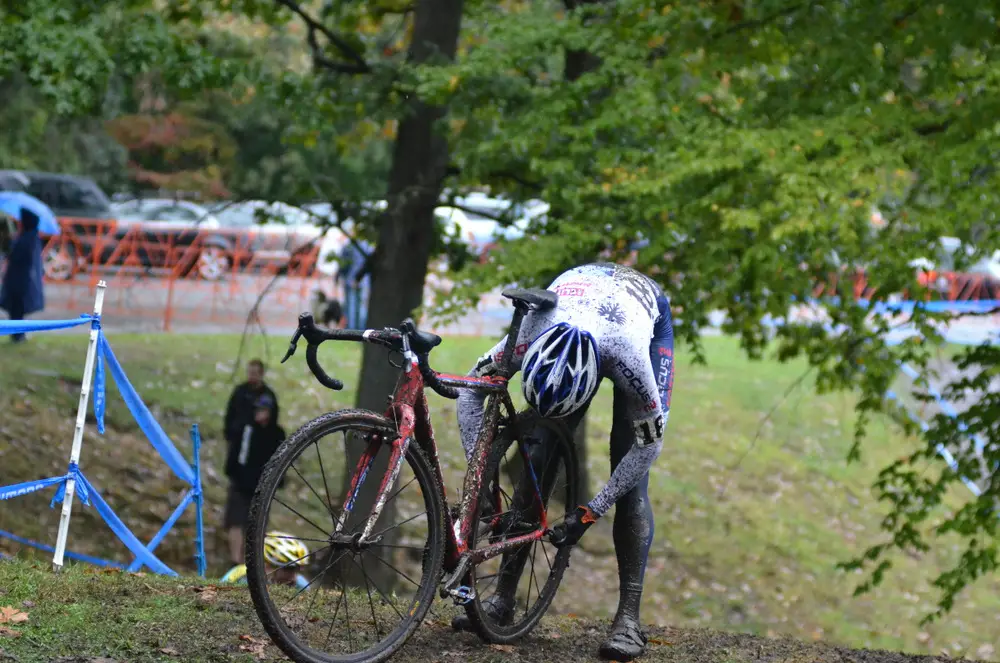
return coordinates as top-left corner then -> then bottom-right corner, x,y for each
549,505 -> 597,548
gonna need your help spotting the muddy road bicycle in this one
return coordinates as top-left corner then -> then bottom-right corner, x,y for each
246,287 -> 581,663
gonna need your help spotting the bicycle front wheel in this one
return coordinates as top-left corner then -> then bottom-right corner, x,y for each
463,410 -> 580,643
247,409 -> 447,663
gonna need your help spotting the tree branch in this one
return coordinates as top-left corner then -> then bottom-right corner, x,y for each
713,1 -> 817,38
274,0 -> 371,74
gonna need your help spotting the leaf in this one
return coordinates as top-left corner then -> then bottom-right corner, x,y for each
648,637 -> 672,646
0,607 -> 28,624
159,647 -> 180,656
489,644 -> 515,653
0,626 -> 22,638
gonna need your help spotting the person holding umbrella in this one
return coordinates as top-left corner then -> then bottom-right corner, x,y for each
0,209 -> 45,343
0,191 -> 60,344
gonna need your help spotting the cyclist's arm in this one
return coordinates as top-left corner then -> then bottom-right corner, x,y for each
587,323 -> 674,517
457,335 -> 510,461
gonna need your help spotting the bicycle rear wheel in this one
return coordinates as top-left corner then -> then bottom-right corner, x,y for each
247,409 -> 447,663
463,410 -> 580,643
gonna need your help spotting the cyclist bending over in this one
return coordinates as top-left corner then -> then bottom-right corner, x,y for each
454,262 -> 674,662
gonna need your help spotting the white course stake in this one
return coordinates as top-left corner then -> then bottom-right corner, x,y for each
52,281 -> 108,572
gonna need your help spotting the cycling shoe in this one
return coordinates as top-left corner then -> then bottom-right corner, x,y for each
451,593 -> 515,632
598,616 -> 648,661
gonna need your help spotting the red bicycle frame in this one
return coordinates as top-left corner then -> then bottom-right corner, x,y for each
337,349 -> 550,574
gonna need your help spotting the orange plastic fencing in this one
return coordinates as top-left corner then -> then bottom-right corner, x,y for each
812,269 -> 1000,302
41,218 -> 329,332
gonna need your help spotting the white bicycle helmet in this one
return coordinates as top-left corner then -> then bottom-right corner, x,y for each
264,531 -> 310,568
521,322 -> 601,417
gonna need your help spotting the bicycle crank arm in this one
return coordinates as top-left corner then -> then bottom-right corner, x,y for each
439,553 -> 474,603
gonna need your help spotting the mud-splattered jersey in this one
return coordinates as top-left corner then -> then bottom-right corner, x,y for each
457,263 -> 675,517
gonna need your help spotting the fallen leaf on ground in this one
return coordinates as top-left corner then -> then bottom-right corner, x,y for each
648,637 -> 672,646
238,635 -> 267,660
489,644 -> 515,653
196,588 -> 217,604
0,607 -> 28,624
159,647 -> 179,656
0,626 -> 22,638
130,572 -> 146,578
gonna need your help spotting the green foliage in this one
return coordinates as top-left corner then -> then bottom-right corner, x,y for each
432,0 -> 1000,617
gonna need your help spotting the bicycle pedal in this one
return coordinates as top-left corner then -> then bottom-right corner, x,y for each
449,585 -> 476,605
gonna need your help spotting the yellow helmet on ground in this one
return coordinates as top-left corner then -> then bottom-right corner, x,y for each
220,563 -> 248,584
264,531 -> 310,568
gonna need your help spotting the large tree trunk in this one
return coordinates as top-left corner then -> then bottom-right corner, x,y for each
338,0 -> 464,589
561,1 -> 604,503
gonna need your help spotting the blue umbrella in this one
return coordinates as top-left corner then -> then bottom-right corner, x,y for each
0,191 -> 62,235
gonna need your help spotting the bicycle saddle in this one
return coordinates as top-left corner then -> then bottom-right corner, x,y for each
501,287 -> 558,311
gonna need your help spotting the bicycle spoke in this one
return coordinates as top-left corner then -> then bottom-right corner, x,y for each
315,439 -> 337,523
525,540 -> 539,618
272,496 -> 332,538
358,554 -> 383,640
365,510 -> 427,542
280,548 -> 344,611
304,549 -> 338,624
289,460 -> 339,524
539,537 -> 553,572
370,551 -> 421,588
323,577 -> 347,651
343,571 -> 354,652
523,552 -> 534,618
350,555 -> 405,621
267,544 -> 332,580
267,533 -> 331,545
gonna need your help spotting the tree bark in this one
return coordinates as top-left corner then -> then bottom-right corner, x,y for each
561,1 -> 604,503
338,0 -> 464,589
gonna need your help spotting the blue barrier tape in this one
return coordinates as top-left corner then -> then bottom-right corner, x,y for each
127,490 -> 195,573
191,424 -> 207,578
70,472 -> 177,576
0,313 -> 204,578
897,363 -> 989,457
0,475 -> 71,502
0,529 -> 125,568
884,390 -> 985,498
98,335 -> 195,486
0,317 -> 94,335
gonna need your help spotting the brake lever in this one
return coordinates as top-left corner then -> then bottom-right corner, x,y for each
281,329 -> 302,364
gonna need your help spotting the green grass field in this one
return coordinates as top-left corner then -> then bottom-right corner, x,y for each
0,332 -> 997,661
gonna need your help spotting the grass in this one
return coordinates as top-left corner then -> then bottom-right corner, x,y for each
0,557 -> 980,663
0,332 -> 997,662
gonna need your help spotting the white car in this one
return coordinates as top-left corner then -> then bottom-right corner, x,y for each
111,199 -> 221,229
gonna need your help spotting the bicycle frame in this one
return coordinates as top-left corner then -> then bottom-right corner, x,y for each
334,307 -> 548,577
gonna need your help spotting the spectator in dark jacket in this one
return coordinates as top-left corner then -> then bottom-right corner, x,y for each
223,392 -> 285,566
0,210 -> 44,343
224,359 -> 279,445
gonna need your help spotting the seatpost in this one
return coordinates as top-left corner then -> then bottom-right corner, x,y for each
499,302 -> 531,378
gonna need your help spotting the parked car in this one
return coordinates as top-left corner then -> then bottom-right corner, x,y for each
104,198 -> 236,280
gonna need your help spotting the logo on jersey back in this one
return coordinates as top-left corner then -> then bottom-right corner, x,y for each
597,301 -> 625,325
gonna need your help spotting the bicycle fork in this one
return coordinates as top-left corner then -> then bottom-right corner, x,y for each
336,406 -> 416,544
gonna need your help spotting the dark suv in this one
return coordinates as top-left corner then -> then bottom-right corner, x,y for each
0,170 -> 113,219
0,170 -> 115,280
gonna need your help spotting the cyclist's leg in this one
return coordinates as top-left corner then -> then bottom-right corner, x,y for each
610,385 -> 655,617
602,297 -> 672,660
